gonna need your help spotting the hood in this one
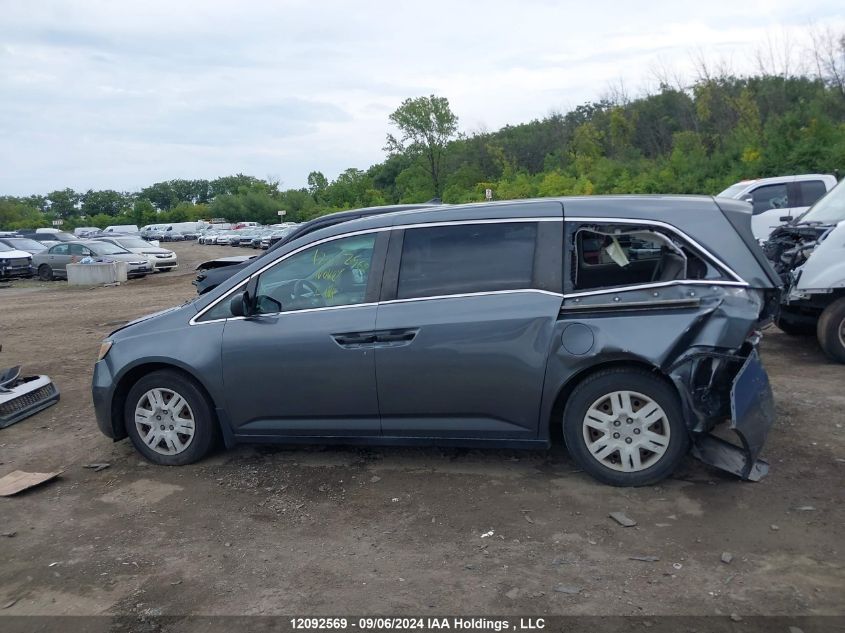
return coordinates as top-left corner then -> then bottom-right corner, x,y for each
108,304 -> 191,337
794,221 -> 845,291
0,249 -> 32,259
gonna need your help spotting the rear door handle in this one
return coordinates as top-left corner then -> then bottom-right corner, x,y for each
374,329 -> 418,345
332,332 -> 376,348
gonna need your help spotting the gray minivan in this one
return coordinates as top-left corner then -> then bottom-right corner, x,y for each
93,197 -> 780,486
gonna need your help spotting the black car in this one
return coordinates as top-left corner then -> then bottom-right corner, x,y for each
193,203 -> 444,294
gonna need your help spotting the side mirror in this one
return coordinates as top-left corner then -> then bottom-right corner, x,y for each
229,291 -> 252,318
742,196 -> 754,204
779,215 -> 791,222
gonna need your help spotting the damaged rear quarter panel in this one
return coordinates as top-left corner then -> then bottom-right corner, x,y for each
539,284 -> 773,476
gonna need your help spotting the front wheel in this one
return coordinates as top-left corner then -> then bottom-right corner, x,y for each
124,370 -> 218,465
38,264 -> 53,281
817,298 -> 845,364
562,368 -> 690,486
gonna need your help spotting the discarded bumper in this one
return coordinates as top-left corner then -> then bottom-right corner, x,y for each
0,367 -> 60,429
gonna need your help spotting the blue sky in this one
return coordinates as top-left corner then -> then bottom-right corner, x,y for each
1,0 -> 843,195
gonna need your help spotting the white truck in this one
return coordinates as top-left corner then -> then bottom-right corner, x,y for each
718,174 -> 837,241
764,180 -> 845,362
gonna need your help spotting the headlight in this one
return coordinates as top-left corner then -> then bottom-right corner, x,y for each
97,340 -> 113,361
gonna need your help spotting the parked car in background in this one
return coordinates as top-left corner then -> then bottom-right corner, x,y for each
718,174 -> 837,241
16,229 -> 76,246
104,225 -> 140,235
32,240 -> 151,280
74,227 -> 101,237
94,236 -> 178,272
94,196 -> 779,486
0,236 -> 47,255
764,180 -> 845,362
0,243 -> 34,279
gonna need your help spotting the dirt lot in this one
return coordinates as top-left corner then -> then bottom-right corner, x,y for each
0,241 -> 843,618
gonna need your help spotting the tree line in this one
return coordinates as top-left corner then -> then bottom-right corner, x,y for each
2,32 -> 843,232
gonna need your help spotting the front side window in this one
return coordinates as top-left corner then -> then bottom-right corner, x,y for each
253,233 -> 376,314
50,244 -> 70,255
397,222 -> 537,300
570,223 -> 725,291
750,183 -> 789,215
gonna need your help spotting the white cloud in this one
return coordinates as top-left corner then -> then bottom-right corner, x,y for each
0,0 -> 843,195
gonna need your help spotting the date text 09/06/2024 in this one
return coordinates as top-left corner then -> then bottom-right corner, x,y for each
289,617 -> 547,631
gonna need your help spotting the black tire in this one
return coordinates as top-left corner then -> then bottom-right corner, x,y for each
562,368 -> 690,486
124,369 -> 218,465
37,264 -> 53,281
817,298 -> 845,364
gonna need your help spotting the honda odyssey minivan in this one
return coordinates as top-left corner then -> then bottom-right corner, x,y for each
93,197 -> 780,486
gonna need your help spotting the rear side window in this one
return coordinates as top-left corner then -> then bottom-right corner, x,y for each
570,223 -> 727,291
397,222 -> 537,300
749,183 -> 790,215
797,180 -> 827,207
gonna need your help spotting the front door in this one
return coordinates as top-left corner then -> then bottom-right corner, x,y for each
374,212 -> 563,440
220,231 -> 386,438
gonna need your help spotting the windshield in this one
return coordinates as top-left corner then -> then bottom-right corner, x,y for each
0,243 -> 13,252
116,238 -> 154,249
89,242 -> 130,255
795,180 -> 845,225
717,183 -> 753,198
5,238 -> 45,251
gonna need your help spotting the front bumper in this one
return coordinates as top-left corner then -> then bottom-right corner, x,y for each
92,360 -> 120,439
0,264 -> 34,279
127,263 -> 152,277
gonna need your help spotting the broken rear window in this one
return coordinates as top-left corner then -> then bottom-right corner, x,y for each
570,223 -> 727,291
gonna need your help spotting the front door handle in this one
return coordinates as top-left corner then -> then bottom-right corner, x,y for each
332,332 -> 376,348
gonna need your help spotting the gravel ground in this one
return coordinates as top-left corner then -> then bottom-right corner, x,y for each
0,241 -> 843,617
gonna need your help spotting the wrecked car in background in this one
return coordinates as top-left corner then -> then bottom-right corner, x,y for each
765,180 -> 845,363
93,196 -> 779,486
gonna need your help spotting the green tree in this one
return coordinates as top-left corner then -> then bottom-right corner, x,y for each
385,95 -> 459,197
47,188 -> 80,218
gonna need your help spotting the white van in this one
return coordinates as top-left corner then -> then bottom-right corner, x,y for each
103,224 -> 140,235
718,174 -> 837,241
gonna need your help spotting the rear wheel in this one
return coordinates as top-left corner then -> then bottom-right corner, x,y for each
38,264 -> 53,281
563,368 -> 690,486
124,370 -> 218,465
817,298 -> 845,364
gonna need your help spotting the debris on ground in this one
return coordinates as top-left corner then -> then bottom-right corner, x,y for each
0,365 -> 60,429
2,598 -> 17,609
1,531 -> 16,538
629,555 -> 660,562
0,470 -> 61,496
369,476 -> 381,483
480,530 -> 494,538
721,552 -> 734,564
793,506 -> 815,512
609,512 -> 637,527
553,584 -> 581,594
84,463 -> 110,472
770,524 -> 780,531
505,588 -> 520,600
